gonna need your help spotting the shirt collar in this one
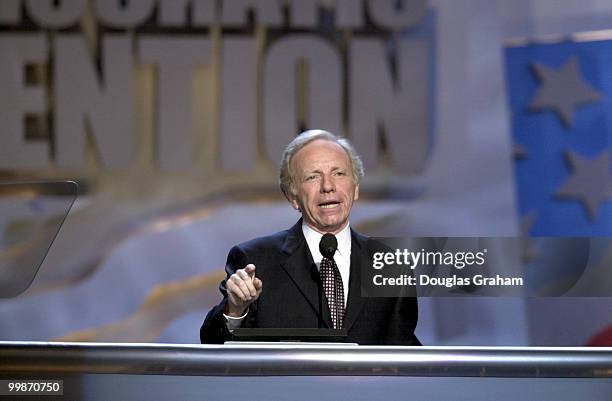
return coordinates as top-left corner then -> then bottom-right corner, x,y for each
302,222 -> 351,260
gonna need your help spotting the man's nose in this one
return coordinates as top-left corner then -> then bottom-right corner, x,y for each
320,175 -> 335,192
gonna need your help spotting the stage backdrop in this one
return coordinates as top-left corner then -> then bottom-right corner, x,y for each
0,0 -> 610,346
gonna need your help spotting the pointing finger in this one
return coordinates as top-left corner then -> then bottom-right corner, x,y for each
237,269 -> 257,296
244,264 -> 256,277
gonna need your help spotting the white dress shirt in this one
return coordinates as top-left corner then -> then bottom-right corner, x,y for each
223,222 -> 352,330
302,222 -> 351,304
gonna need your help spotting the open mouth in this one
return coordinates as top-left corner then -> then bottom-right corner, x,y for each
319,201 -> 341,209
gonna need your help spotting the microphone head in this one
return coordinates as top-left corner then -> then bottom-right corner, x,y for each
319,233 -> 338,259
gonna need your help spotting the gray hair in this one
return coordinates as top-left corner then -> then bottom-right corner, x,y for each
279,129 -> 364,198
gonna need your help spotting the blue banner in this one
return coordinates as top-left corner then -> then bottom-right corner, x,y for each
506,38 -> 612,235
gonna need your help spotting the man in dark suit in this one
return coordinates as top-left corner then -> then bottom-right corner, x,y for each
200,130 -> 420,345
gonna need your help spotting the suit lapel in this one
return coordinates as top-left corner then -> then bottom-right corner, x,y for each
279,220 -> 332,328
342,229 -> 368,332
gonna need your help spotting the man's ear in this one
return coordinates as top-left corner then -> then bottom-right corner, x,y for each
287,192 -> 300,210
290,197 -> 300,210
282,188 -> 299,210
354,184 -> 360,201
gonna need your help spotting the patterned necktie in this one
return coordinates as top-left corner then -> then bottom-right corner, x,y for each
320,257 -> 345,329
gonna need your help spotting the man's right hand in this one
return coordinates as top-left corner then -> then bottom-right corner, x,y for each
224,264 -> 263,317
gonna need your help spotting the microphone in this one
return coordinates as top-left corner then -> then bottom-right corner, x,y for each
319,233 -> 337,259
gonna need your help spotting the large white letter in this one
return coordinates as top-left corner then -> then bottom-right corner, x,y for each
55,34 -> 134,168
263,34 -> 342,165
25,0 -> 86,28
158,0 -> 215,27
221,0 -> 282,27
367,0 -> 426,30
0,34 -> 49,168
262,0 -> 366,29
286,0 -> 318,29
139,36 -> 212,170
95,0 -> 155,28
337,0 -> 364,29
350,38 -> 428,173
0,0 -> 22,24
220,38 -> 257,171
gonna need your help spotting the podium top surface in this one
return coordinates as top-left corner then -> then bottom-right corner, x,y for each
1,341 -> 611,378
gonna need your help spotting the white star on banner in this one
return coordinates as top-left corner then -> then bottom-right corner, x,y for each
529,56 -> 602,128
555,150 -> 612,221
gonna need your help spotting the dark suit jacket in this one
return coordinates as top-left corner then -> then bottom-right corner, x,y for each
200,220 -> 420,345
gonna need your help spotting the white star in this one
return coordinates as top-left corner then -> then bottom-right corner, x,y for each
555,150 -> 612,221
529,56 -> 602,128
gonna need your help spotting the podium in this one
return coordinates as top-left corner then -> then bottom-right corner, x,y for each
1,341 -> 611,400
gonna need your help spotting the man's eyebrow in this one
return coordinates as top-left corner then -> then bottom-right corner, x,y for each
304,167 -> 344,175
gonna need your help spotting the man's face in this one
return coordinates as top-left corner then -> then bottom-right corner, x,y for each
289,139 -> 359,234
